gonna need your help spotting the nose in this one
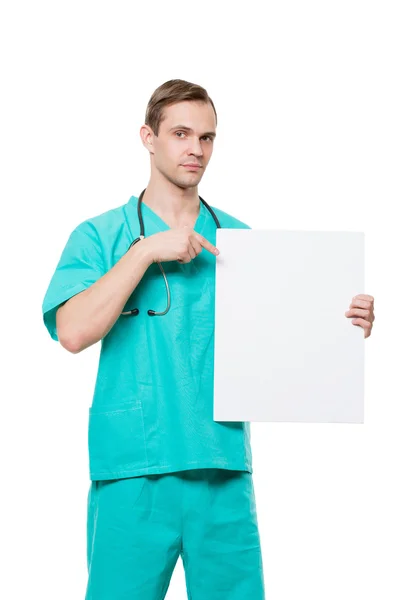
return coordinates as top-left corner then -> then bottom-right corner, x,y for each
188,137 -> 203,157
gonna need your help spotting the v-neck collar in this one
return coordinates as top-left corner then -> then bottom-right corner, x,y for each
124,193 -> 208,238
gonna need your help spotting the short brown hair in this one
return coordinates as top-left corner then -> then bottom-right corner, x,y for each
145,79 -> 217,136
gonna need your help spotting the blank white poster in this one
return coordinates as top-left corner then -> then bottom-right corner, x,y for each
213,229 -> 365,423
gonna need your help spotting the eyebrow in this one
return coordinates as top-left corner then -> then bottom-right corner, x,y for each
168,125 -> 217,139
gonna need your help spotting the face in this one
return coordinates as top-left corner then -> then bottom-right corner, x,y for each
141,100 -> 217,189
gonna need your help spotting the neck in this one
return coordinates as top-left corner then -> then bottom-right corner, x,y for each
142,174 -> 200,226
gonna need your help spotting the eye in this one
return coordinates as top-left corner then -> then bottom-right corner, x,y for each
175,131 -> 213,142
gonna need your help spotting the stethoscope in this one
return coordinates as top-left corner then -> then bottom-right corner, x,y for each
121,188 -> 221,317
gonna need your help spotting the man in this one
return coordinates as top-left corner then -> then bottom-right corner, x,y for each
42,79 -> 375,599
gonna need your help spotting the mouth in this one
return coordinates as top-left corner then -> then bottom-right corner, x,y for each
182,164 -> 201,170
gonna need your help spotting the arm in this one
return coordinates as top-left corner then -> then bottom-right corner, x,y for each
57,240 -> 153,354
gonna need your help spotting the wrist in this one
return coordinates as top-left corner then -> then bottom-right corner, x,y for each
133,237 -> 154,268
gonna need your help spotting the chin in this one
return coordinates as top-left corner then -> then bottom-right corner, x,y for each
175,174 -> 203,189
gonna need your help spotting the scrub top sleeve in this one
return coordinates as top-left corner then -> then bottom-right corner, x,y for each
42,221 -> 105,342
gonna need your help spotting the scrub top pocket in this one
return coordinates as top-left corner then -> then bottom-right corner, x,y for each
88,401 -> 147,480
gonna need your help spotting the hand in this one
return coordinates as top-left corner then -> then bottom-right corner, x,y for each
143,226 -> 220,264
344,294 -> 375,338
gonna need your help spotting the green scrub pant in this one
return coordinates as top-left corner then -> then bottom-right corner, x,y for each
86,468 -> 265,599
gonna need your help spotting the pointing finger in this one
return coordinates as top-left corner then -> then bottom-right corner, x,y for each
195,233 -> 219,255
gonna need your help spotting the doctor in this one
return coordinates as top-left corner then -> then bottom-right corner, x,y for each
42,79 -> 375,600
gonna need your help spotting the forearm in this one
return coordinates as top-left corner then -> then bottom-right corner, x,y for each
57,240 -> 153,353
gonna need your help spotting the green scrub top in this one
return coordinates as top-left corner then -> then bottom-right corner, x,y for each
42,194 -> 253,481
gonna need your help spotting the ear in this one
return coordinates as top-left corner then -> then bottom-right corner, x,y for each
140,124 -> 154,152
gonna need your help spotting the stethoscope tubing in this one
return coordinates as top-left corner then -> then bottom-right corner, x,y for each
121,188 -> 220,317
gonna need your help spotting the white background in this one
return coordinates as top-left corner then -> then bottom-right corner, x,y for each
1,1 -> 398,598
